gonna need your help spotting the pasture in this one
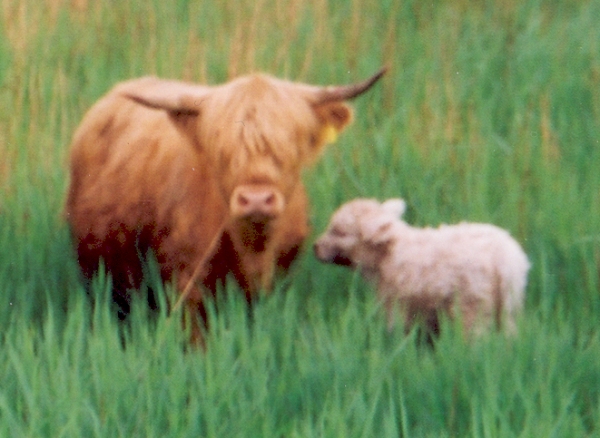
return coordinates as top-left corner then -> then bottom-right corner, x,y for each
1,0 -> 599,435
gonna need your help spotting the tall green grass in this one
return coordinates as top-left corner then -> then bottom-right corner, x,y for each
1,0 -> 599,435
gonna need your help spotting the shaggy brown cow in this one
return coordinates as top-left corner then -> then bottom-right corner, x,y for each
65,67 -> 385,328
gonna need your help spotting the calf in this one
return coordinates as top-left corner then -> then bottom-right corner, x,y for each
315,198 -> 530,337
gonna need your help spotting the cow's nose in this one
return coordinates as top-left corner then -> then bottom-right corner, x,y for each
231,186 -> 284,220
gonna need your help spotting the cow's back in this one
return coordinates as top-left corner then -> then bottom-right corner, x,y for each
65,83 -> 225,294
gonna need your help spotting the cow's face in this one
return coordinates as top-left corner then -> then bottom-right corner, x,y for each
199,75 -> 350,226
122,69 -> 386,228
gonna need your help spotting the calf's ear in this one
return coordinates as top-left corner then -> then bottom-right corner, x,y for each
381,199 -> 406,218
360,215 -> 395,245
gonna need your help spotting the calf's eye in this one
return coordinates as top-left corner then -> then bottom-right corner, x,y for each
330,227 -> 347,238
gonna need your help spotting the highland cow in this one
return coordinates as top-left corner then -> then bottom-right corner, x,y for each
65,68 -> 386,330
314,198 -> 530,337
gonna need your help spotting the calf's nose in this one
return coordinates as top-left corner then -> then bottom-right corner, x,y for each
313,242 -> 322,259
230,185 -> 285,220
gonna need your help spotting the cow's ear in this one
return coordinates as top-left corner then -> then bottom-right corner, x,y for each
314,102 -> 354,145
125,92 -> 201,116
118,77 -> 210,117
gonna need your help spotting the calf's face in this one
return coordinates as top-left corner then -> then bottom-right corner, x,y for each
314,198 -> 407,268
314,204 -> 363,266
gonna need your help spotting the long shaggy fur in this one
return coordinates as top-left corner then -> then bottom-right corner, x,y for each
65,71 -> 384,331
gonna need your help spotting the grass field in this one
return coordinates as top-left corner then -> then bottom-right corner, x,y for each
1,0 -> 600,435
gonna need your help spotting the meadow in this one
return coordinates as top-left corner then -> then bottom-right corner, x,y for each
1,0 -> 599,435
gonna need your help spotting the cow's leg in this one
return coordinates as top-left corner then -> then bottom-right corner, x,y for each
77,231 -> 144,319
274,185 -> 310,273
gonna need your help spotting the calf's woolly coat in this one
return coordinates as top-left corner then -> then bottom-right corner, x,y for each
314,199 -> 530,336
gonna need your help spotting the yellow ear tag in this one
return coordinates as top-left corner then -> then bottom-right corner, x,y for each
321,124 -> 339,144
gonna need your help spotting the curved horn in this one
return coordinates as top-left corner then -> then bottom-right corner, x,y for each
314,66 -> 388,104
